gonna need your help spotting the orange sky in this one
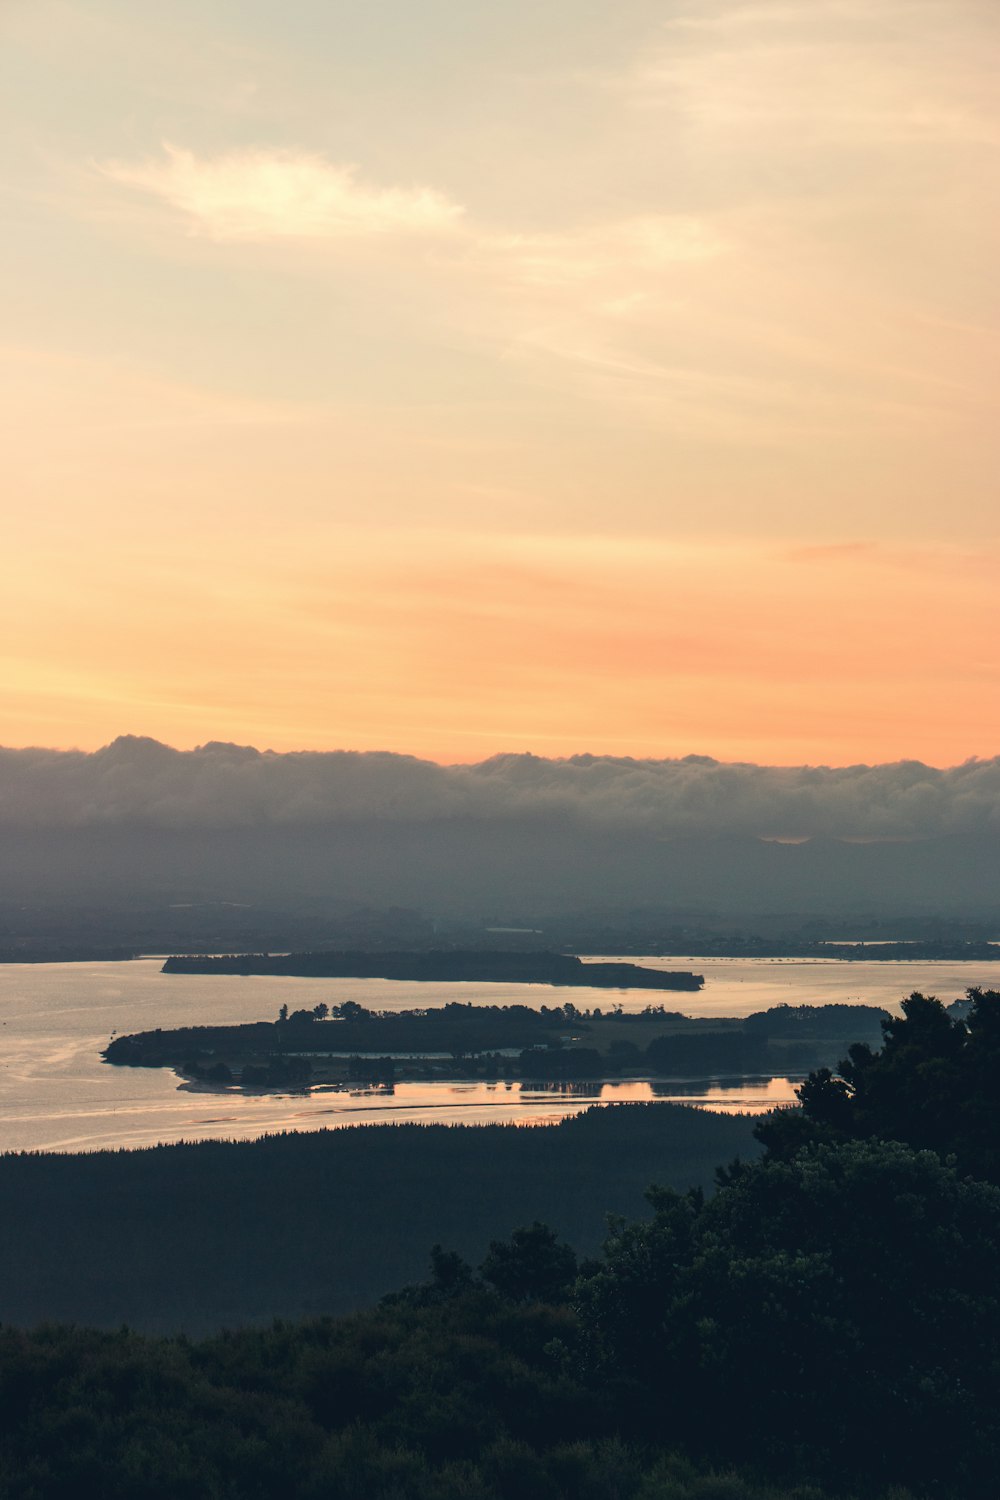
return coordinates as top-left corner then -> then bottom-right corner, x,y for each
5,528 -> 998,764
2,1 -> 999,765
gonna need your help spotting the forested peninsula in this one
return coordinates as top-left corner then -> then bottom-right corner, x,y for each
161,948 -> 704,988
102,1000 -> 889,1089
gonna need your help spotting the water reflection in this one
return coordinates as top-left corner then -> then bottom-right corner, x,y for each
185,1074 -> 803,1121
166,1074 -> 803,1135
517,1080 -> 605,1098
16,951 -> 997,1151
650,1075 -> 804,1113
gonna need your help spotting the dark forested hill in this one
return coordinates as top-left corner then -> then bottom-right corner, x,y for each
0,1104 -> 757,1334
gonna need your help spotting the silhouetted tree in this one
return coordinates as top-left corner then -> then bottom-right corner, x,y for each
480,1222 -> 578,1303
429,1244 -> 474,1297
757,988 -> 1000,1182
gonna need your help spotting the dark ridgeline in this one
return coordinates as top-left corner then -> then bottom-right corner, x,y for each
161,948 -> 705,988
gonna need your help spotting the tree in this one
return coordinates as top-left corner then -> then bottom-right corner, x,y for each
480,1223 -> 578,1304
429,1244 -> 474,1297
756,988 -> 1000,1182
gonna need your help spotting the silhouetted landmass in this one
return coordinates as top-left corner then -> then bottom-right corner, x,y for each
0,1104 -> 757,1334
102,1000 -> 889,1090
161,947 -> 705,988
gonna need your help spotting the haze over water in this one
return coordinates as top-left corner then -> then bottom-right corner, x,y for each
1,957 -> 990,1154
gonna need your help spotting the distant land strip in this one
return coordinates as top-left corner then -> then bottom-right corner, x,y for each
160,949 -> 705,989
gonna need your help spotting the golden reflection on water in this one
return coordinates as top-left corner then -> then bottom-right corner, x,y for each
276,1075 -> 802,1121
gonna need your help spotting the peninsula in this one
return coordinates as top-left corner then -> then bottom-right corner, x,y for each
161,949 -> 704,989
102,1000 -> 889,1091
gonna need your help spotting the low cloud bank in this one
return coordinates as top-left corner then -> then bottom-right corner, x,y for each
2,737 -> 999,843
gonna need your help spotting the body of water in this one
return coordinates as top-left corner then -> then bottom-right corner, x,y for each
0,956 -> 991,1153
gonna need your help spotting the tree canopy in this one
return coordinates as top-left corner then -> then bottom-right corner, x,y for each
575,1139 -> 1000,1492
756,988 -> 1000,1181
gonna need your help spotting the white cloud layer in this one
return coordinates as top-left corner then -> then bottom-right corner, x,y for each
3,738 -> 1000,841
98,144 -> 465,240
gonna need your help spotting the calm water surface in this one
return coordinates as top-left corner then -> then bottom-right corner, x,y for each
0,956 -> 990,1153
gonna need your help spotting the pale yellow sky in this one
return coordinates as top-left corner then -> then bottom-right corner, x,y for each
2,0 -> 998,763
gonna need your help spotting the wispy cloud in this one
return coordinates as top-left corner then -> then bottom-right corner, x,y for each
631,0 -> 1000,149
97,142 -> 723,280
484,215 -> 725,287
98,144 -> 465,241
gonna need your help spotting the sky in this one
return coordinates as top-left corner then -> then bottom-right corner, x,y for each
2,0 -> 999,766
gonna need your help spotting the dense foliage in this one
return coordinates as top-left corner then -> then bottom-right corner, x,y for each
757,988 -> 1000,1181
1,1256 -> 919,1500
576,1142 -> 1000,1494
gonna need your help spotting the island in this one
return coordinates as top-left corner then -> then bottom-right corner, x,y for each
102,999 -> 889,1091
160,949 -> 704,988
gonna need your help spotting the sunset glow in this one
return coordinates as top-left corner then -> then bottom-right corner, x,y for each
3,0 -> 998,764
